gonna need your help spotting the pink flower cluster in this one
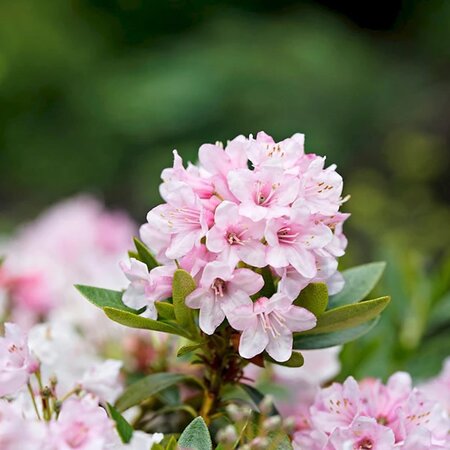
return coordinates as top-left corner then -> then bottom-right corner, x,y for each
0,196 -> 135,334
0,323 -> 163,449
293,372 -> 450,450
122,132 -> 348,362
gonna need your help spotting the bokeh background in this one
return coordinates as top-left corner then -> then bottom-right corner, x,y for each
0,0 -> 449,380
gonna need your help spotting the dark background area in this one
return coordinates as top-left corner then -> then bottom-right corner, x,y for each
0,0 -> 449,379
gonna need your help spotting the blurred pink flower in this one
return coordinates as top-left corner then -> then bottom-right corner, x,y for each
0,323 -> 37,397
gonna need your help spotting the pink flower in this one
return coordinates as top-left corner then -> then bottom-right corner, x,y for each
226,293 -> 316,362
326,416 -> 395,450
206,201 -> 266,268
245,132 -> 305,170
48,396 -> 114,450
161,150 -> 215,200
79,359 -> 123,403
121,259 -> 175,319
296,155 -> 344,215
0,400 -> 46,450
421,357 -> 450,414
185,261 -> 264,334
227,167 -> 300,221
265,205 -> 333,279
310,376 -> 362,434
0,323 -> 37,397
145,184 -> 213,260
198,136 -> 249,200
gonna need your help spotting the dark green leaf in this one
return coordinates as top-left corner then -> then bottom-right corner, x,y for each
75,285 -> 140,313
304,296 -> 390,334
294,283 -> 328,316
172,269 -> 198,337
264,351 -> 304,368
106,403 -> 133,444
178,417 -> 212,450
134,237 -> 159,269
115,372 -> 192,412
293,317 -> 380,349
155,301 -> 176,320
104,307 -> 190,338
329,262 -> 386,308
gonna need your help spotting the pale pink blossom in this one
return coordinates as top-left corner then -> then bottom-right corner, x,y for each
226,293 -> 316,362
265,205 -> 333,278
198,135 -> 249,200
245,132 -> 305,170
0,400 -> 46,450
48,396 -> 115,450
421,357 -> 450,414
145,184 -> 213,260
206,201 -> 266,268
120,259 -> 175,319
296,155 -> 344,215
79,359 -> 123,404
227,167 -> 300,221
0,323 -> 37,397
326,416 -> 395,450
185,261 -> 263,335
161,150 -> 215,200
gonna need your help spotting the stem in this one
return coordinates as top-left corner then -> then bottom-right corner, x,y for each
199,329 -> 245,425
27,382 -> 41,420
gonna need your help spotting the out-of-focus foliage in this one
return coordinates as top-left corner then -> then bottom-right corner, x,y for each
0,0 -> 448,380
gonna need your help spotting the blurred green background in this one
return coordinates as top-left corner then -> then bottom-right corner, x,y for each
0,0 -> 449,380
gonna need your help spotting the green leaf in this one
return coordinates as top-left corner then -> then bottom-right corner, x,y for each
178,417 -> 212,450
239,384 -> 279,416
128,250 -> 139,259
106,403 -> 133,444
304,296 -> 390,334
329,262 -> 386,308
75,285 -> 141,313
155,301 -> 176,320
133,237 -> 159,269
293,317 -> 380,349
165,436 -> 178,450
177,343 -> 204,358
115,372 -> 192,412
103,307 -> 190,338
264,351 -> 304,368
294,283 -> 328,316
172,269 -> 198,337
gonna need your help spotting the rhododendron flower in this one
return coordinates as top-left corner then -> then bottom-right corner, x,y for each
294,372 -> 450,449
48,396 -> 115,450
146,184 -> 213,260
0,323 -> 37,397
0,400 -> 46,450
265,204 -> 333,278
185,261 -> 264,334
206,201 -> 266,268
120,259 -> 175,319
325,416 -> 395,450
125,131 -> 350,360
245,132 -> 305,170
79,359 -> 123,403
228,167 -> 300,221
226,293 -> 316,362
421,357 -> 450,414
